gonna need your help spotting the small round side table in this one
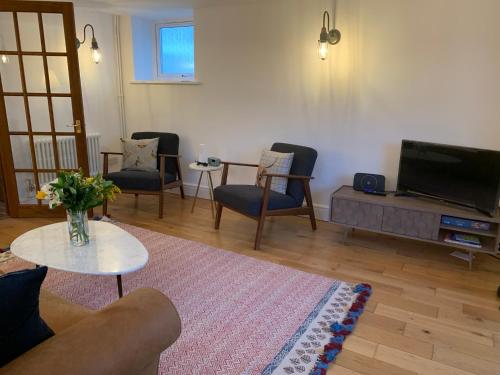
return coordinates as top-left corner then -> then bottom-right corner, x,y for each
189,162 -> 223,218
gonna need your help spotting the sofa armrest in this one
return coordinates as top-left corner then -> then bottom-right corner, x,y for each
0,288 -> 181,375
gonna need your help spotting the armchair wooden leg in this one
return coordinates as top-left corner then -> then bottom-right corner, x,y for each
254,216 -> 266,250
175,157 -> 184,199
309,208 -> 317,230
303,180 -> 317,231
215,203 -> 223,229
254,176 -> 272,250
159,190 -> 164,219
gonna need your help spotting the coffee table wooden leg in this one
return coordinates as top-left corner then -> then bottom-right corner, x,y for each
117,275 -> 123,298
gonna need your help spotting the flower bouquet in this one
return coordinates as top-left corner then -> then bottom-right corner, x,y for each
37,170 -> 120,246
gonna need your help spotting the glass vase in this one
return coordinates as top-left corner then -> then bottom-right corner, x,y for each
66,210 -> 89,246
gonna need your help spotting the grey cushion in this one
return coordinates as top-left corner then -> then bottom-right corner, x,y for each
214,185 -> 299,217
132,132 -> 179,175
105,170 -> 177,191
271,143 -> 317,205
121,137 -> 159,172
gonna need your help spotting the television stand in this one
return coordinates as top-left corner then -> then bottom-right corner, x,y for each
330,185 -> 500,270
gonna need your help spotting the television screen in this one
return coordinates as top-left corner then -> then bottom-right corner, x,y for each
397,140 -> 500,215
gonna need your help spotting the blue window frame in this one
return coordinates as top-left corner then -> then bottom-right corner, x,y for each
156,23 -> 195,80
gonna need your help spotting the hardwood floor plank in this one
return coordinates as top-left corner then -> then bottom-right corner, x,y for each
404,323 -> 500,365
375,345 -> 474,375
463,304 -> 500,324
335,265 -> 436,296
377,304 -> 495,346
327,364 -> 364,375
433,346 -> 500,375
357,311 -> 406,334
354,322 -> 434,359
335,349 -> 417,375
436,288 -> 500,310
438,307 -> 500,335
400,289 -> 463,311
343,335 -> 378,358
370,289 -> 439,318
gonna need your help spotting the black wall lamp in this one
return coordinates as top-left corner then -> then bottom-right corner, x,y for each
76,24 -> 102,64
318,11 -> 341,60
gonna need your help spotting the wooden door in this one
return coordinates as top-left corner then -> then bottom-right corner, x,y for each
0,1 -> 88,217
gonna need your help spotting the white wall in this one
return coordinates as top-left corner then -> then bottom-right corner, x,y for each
119,0 -> 500,219
131,16 -> 154,80
75,8 -> 122,155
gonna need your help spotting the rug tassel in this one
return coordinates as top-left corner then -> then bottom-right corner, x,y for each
310,283 -> 372,375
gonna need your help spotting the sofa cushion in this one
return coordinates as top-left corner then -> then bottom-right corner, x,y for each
214,185 -> 298,217
105,170 -> 177,191
0,267 -> 54,366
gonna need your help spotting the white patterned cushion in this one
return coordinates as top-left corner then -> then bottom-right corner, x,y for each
255,150 -> 294,194
121,138 -> 159,172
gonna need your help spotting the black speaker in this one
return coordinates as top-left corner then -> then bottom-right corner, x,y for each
353,173 -> 385,193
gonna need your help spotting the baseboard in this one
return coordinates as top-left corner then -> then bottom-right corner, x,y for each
174,183 -> 331,222
313,204 -> 330,222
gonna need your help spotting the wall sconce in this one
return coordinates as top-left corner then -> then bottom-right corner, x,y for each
76,24 -> 102,64
318,11 -> 341,60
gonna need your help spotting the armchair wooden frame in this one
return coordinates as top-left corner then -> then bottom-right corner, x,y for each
101,152 -> 185,218
215,161 -> 316,250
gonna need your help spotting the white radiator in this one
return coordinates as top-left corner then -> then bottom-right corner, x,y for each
34,133 -> 101,186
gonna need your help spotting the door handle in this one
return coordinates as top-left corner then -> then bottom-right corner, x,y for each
66,120 -> 82,134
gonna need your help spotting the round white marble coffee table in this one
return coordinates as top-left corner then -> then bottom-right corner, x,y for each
10,221 -> 148,298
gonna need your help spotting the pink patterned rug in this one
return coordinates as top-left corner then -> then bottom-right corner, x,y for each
2,223 -> 371,375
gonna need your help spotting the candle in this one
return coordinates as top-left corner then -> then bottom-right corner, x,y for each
198,144 -> 207,163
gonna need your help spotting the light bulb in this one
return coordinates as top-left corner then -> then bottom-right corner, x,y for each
1,54 -> 9,64
91,48 -> 102,64
318,41 -> 328,60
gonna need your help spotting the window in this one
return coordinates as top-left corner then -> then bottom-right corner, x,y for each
156,23 -> 195,81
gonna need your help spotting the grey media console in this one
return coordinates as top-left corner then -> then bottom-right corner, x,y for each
330,185 -> 500,269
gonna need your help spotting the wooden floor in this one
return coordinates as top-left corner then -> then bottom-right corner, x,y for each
1,193 -> 500,375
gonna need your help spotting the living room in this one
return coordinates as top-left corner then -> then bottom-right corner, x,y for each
0,0 -> 499,374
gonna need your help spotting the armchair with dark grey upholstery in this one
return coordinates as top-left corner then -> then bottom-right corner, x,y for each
102,132 -> 185,218
213,143 -> 318,250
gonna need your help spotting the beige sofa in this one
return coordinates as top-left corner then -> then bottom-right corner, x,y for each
0,288 -> 181,374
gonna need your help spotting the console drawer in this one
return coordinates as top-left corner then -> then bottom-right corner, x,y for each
332,198 -> 383,231
382,207 -> 440,240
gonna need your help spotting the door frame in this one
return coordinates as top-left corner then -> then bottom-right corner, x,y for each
0,1 -> 88,218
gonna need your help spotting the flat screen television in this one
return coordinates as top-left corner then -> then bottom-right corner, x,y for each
397,140 -> 500,216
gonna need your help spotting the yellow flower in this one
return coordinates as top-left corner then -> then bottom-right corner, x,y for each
85,177 -> 94,185
36,191 -> 47,200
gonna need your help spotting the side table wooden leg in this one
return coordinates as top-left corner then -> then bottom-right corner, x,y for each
117,275 -> 123,298
191,171 -> 204,213
207,171 -> 216,218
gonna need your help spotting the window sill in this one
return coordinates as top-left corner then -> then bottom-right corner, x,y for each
129,80 -> 201,85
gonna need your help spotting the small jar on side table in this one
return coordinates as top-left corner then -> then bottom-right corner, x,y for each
189,162 -> 223,218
